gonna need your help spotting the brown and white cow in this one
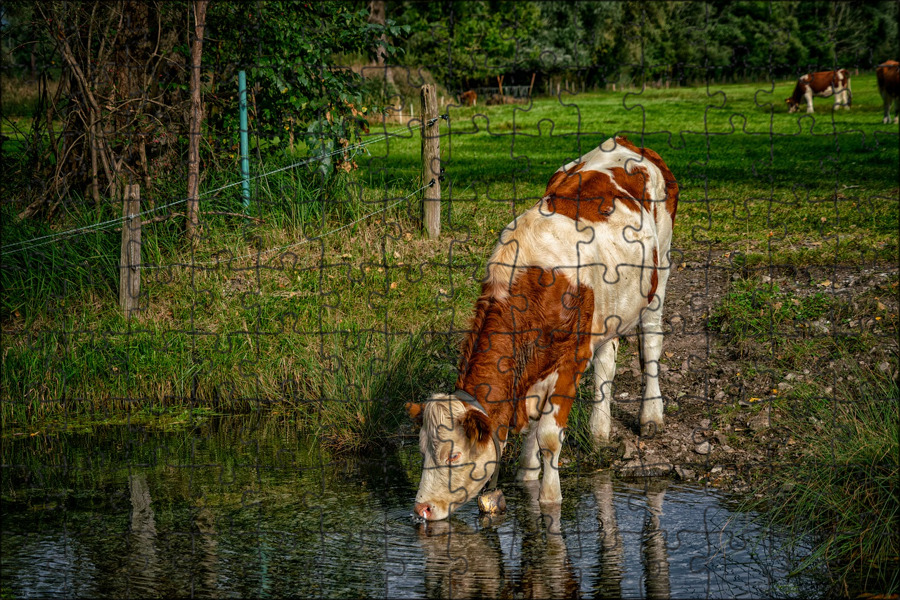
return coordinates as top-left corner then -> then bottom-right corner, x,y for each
877,61 -> 899,124
408,136 -> 679,520
785,69 -> 852,113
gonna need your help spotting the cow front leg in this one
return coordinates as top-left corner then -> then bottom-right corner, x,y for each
590,337 -> 618,446
536,391 -> 573,504
639,276 -> 669,437
835,89 -> 850,110
883,94 -> 898,124
516,423 -> 541,482
805,90 -> 815,113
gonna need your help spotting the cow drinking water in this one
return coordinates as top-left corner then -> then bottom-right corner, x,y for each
785,70 -> 852,113
408,136 -> 679,520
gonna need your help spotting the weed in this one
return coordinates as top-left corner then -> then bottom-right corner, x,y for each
746,366 -> 899,597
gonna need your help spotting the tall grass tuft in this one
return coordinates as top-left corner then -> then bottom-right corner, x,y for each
751,366 -> 899,597
287,330 -> 458,452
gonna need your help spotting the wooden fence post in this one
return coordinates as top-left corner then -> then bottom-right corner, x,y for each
119,184 -> 141,319
420,84 -> 440,239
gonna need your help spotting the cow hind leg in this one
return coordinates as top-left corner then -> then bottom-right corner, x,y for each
639,272 -> 670,437
590,337 -> 618,446
883,94 -> 898,124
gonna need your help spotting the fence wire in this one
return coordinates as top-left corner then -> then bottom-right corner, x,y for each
1,2 -> 898,599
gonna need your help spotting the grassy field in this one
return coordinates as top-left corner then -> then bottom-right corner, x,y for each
2,74 -> 897,434
2,73 -> 898,595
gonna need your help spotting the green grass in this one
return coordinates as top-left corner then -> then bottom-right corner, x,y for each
746,369 -> 899,597
709,275 -> 897,371
1,74 -> 898,447
710,272 -> 898,595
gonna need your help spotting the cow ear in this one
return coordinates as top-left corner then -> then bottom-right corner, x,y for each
458,408 -> 492,447
405,402 -> 423,427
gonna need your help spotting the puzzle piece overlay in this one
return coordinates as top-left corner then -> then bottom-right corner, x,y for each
1,2 -> 898,598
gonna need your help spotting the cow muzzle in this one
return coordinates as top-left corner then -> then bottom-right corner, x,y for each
414,502 -> 432,520
413,500 -> 452,521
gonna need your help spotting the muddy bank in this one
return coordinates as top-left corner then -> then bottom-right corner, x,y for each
578,257 -> 899,494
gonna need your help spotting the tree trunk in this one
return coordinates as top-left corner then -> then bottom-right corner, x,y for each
367,0 -> 393,85
186,0 -> 209,243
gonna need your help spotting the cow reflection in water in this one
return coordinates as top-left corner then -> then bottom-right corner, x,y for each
416,520 -> 503,599
416,476 -> 672,599
641,479 -> 671,599
595,474 -> 671,600
516,480 -> 580,599
415,480 -> 577,599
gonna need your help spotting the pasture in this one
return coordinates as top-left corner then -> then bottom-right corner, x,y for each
2,74 -> 896,428
2,74 -> 898,595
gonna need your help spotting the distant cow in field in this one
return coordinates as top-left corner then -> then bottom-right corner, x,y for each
877,61 -> 899,124
785,70 -> 852,113
408,136 -> 679,520
459,90 -> 477,106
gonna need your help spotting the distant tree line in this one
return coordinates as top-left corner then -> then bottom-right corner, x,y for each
387,0 -> 899,90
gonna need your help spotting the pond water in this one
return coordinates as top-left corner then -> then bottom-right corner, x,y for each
2,415 -> 820,599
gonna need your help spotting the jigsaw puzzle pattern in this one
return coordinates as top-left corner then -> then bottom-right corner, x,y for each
2,2 -> 898,598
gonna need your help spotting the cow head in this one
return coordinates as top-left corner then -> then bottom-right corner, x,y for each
785,97 -> 800,113
408,393 -> 498,521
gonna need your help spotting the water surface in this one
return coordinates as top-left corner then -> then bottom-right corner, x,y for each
1,415 -> 818,598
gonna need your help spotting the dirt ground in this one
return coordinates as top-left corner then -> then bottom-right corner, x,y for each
590,254 -> 899,494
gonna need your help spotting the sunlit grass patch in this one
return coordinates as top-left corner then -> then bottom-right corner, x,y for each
709,276 -> 897,371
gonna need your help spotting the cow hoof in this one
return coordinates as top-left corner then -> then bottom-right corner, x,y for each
538,492 -> 562,505
477,489 -> 507,514
591,431 -> 611,446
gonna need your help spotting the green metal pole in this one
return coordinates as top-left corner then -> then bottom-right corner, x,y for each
239,70 -> 250,210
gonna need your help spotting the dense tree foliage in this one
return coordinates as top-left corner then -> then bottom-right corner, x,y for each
0,0 -> 395,215
388,0 -> 899,89
203,1 -> 401,170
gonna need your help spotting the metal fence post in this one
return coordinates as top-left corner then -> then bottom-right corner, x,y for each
239,70 -> 250,210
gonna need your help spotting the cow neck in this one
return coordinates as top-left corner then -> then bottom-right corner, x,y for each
453,388 -> 502,493
452,383 -> 516,439
455,296 -> 528,438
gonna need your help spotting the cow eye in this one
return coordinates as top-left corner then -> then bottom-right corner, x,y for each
447,452 -> 461,464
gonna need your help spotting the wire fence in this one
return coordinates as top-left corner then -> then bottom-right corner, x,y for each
1,3 -> 898,599
0,123 -> 419,258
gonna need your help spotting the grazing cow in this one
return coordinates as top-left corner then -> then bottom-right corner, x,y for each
459,90 -> 477,106
785,70 -> 852,113
408,136 -> 679,520
877,61 -> 900,124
